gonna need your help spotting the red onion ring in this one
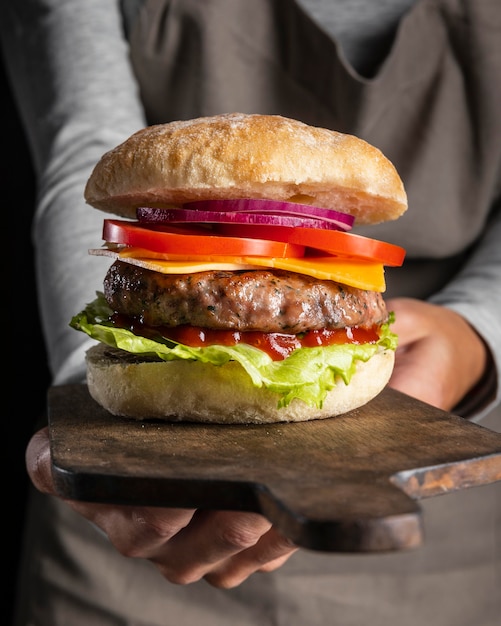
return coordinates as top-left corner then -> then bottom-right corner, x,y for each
137,199 -> 354,231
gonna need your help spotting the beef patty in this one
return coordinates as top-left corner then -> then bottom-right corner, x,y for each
104,260 -> 388,333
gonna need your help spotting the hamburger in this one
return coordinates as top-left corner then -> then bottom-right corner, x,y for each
71,113 -> 407,424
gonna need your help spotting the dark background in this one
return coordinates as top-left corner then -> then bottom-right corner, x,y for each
4,50 -> 51,621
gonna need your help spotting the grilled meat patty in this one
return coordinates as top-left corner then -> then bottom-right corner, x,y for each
104,261 -> 388,333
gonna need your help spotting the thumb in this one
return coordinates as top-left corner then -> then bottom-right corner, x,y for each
26,426 -> 57,495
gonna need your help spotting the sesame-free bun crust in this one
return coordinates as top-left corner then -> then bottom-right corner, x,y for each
85,113 -> 407,225
85,344 -> 395,424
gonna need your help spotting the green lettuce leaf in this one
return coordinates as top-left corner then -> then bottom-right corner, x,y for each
71,292 -> 398,409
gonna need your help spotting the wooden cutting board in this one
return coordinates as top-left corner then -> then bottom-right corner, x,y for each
48,384 -> 501,553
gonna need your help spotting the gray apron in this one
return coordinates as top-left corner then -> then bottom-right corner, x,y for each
15,1 -> 501,624
129,0 -> 501,299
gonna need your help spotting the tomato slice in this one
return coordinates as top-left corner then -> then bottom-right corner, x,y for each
291,228 -> 406,266
102,220 -> 305,258
214,223 -> 292,242
214,223 -> 405,266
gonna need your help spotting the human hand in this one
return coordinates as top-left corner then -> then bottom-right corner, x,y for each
386,297 -> 488,411
27,427 -> 298,588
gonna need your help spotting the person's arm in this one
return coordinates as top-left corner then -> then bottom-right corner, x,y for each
387,200 -> 501,421
428,201 -> 501,420
1,0 -> 298,589
1,0 -> 146,384
3,0 -> 499,592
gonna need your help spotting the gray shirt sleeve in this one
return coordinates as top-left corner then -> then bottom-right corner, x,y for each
1,0 -> 146,384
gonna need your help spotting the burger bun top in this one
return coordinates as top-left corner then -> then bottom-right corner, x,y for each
84,113 -> 407,226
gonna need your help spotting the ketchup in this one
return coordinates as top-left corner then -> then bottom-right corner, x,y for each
112,315 -> 380,361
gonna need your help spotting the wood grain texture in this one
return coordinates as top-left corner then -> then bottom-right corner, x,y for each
48,384 -> 501,553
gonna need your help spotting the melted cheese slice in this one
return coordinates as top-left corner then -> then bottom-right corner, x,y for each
90,247 -> 386,291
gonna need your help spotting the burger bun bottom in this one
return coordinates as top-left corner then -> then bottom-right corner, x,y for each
85,344 -> 395,424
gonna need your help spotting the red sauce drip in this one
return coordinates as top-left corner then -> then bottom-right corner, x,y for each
112,314 -> 380,361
